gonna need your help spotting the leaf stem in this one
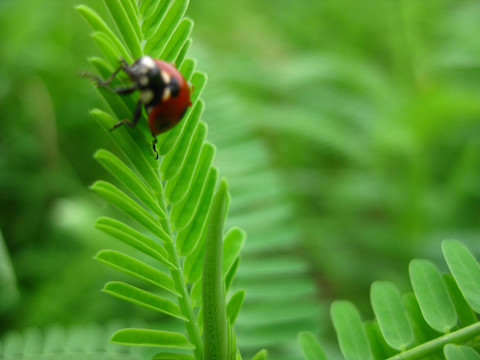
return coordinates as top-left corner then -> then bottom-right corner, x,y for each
157,190 -> 204,359
387,321 -> 480,359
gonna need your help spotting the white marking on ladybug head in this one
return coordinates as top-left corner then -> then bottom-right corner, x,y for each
141,89 -> 154,104
162,87 -> 171,102
139,75 -> 149,86
139,56 -> 156,73
161,70 -> 171,84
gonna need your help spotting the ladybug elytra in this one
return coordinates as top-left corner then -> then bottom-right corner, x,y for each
94,56 -> 192,159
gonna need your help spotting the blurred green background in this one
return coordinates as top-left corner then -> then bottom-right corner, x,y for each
1,0 -> 480,356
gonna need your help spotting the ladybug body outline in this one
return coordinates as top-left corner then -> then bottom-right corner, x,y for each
94,56 -> 192,159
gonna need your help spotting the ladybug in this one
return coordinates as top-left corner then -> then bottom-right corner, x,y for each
94,56 -> 192,159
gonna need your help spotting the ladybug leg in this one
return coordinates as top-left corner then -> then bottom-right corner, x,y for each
113,84 -> 138,95
87,59 -> 129,87
152,136 -> 159,160
110,99 -> 143,131
89,65 -> 124,87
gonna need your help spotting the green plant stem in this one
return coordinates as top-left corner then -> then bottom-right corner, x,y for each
387,322 -> 480,360
157,190 -> 204,359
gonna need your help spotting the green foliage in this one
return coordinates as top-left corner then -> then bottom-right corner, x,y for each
0,323 -> 148,360
0,229 -> 19,312
76,0 -> 244,359
202,179 -> 230,360
202,60 -> 320,359
2,1 -> 479,359
298,240 -> 480,359
298,332 -> 326,360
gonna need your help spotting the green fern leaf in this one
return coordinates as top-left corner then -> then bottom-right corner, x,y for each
444,344 -> 480,359
77,0 -> 245,358
164,123 -> 207,206
371,281 -> 414,351
94,149 -> 166,217
91,181 -> 170,242
251,349 -> 268,360
227,290 -> 245,326
0,323 -> 146,359
409,259 -> 457,332
111,328 -> 194,348
103,281 -> 186,320
442,274 -> 477,328
443,239 -> 480,313
331,300 -> 371,360
95,250 -> 178,295
202,179 -> 229,360
306,240 -> 480,360
95,217 -> 174,268
297,332 -> 327,360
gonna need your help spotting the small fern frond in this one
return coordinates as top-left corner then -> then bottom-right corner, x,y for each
77,1 -> 244,359
0,323 -> 146,360
204,79 -> 320,357
299,240 -> 480,360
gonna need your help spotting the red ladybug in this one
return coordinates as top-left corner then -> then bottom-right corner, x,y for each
94,56 -> 192,159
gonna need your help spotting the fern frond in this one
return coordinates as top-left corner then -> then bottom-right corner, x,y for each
203,75 -> 320,358
77,1 -> 244,359
299,240 -> 480,360
0,323 -> 147,360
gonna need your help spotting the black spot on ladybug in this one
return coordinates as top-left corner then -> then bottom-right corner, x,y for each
169,77 -> 180,98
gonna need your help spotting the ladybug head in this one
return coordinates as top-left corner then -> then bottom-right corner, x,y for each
123,56 -> 169,108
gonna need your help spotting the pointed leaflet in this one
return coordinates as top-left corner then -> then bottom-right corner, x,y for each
111,328 -> 193,348
442,240 -> 480,313
177,164 -> 218,256
95,250 -> 179,296
91,181 -> 171,243
251,349 -> 268,360
94,150 -> 166,218
95,217 -> 174,268
331,300 -> 371,360
103,282 -> 185,320
444,344 -> 480,360
91,32 -> 123,67
222,227 -> 245,276
103,0 -> 142,58
175,39 -> 192,68
160,100 -> 205,181
76,5 -> 132,62
298,331 -> 327,360
160,18 -> 194,63
142,0 -> 174,39
144,0 -> 189,56
170,126 -> 214,231
226,290 -> 245,326
179,58 -> 196,82
202,179 -> 229,360
224,257 -> 240,293
409,259 -> 457,332
371,281 -> 413,351
165,121 -> 207,206
141,0 -> 172,37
